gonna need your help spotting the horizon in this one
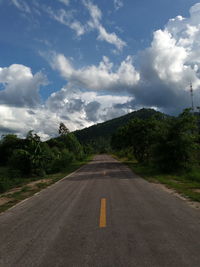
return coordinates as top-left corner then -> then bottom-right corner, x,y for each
1,107 -> 191,141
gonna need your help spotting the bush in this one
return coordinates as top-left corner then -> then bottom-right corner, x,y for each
50,149 -> 74,173
0,178 -> 10,193
8,149 -> 31,176
154,109 -> 198,172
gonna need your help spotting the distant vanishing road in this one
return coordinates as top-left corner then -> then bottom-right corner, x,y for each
1,155 -> 200,267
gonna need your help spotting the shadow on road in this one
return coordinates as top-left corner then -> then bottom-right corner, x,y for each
65,159 -> 138,181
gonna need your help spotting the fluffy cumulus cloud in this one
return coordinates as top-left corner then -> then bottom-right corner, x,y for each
132,3 -> 200,113
0,63 -> 133,139
0,64 -> 47,107
51,53 -> 140,91
46,86 -> 133,125
0,105 -> 59,140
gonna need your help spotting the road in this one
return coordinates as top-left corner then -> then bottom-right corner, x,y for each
0,155 -> 200,267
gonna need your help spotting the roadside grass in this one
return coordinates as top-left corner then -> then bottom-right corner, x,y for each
0,156 -> 93,213
114,155 -> 200,203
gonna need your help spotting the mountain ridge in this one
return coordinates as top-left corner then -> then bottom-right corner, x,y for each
74,108 -> 167,145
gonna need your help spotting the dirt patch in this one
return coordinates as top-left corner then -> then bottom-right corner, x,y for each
3,187 -> 21,196
0,178 -> 52,208
193,189 -> 200,193
0,179 -> 52,198
27,179 -> 52,189
0,197 -> 11,206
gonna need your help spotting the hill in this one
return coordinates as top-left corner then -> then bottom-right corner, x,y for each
74,108 -> 166,146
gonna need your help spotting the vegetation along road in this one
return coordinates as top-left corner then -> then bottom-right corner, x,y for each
0,155 -> 200,266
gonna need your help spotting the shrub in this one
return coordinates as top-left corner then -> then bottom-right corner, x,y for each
50,149 -> 74,173
8,149 -> 31,176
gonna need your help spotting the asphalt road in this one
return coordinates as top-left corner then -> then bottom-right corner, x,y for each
0,155 -> 200,267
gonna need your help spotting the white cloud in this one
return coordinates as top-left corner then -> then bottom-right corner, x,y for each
145,29 -> 189,83
51,53 -> 140,91
70,21 -> 85,36
97,25 -> 126,50
83,0 -> 126,50
132,2 -> 200,114
46,8 -> 85,36
114,0 -> 123,10
140,3 -> 200,89
46,86 -> 133,125
0,64 -> 47,107
0,86 -> 132,139
11,0 -> 30,13
0,105 -> 60,140
58,0 -> 70,6
44,0 -> 126,49
0,63 -> 133,139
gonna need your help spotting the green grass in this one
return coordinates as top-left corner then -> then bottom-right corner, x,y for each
0,156 -> 93,213
114,155 -> 200,203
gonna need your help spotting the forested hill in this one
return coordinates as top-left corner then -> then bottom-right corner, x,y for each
74,108 -> 167,144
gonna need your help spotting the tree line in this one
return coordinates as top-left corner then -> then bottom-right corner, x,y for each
0,123 -> 88,192
111,109 -> 199,172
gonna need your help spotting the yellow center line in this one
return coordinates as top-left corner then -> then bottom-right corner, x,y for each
99,198 -> 106,228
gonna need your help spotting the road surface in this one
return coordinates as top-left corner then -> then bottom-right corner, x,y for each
0,155 -> 200,266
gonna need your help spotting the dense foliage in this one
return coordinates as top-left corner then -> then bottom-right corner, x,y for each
74,108 -> 164,153
0,123 -> 86,192
111,109 -> 199,172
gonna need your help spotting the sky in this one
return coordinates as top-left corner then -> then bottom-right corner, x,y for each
0,0 -> 200,139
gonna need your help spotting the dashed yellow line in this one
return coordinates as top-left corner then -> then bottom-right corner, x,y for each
99,198 -> 106,228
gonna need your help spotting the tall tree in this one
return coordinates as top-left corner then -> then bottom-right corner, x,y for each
59,122 -> 69,135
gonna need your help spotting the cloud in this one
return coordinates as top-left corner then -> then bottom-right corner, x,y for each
44,0 -> 126,49
83,0 -> 126,50
58,0 -> 70,6
114,0 -> 123,10
46,85 -> 133,125
51,53 -> 140,91
0,84 -> 129,140
46,7 -> 85,36
130,3 -> 200,113
85,101 -> 100,121
0,64 -> 47,107
0,105 -> 60,140
11,0 -> 30,13
97,25 -> 126,50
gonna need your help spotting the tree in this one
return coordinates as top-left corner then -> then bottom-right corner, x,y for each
155,109 -> 198,171
112,118 -> 160,163
25,130 -> 45,175
0,134 -> 22,165
59,123 -> 69,135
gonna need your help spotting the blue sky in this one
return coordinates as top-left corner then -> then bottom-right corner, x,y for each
0,0 -> 200,139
